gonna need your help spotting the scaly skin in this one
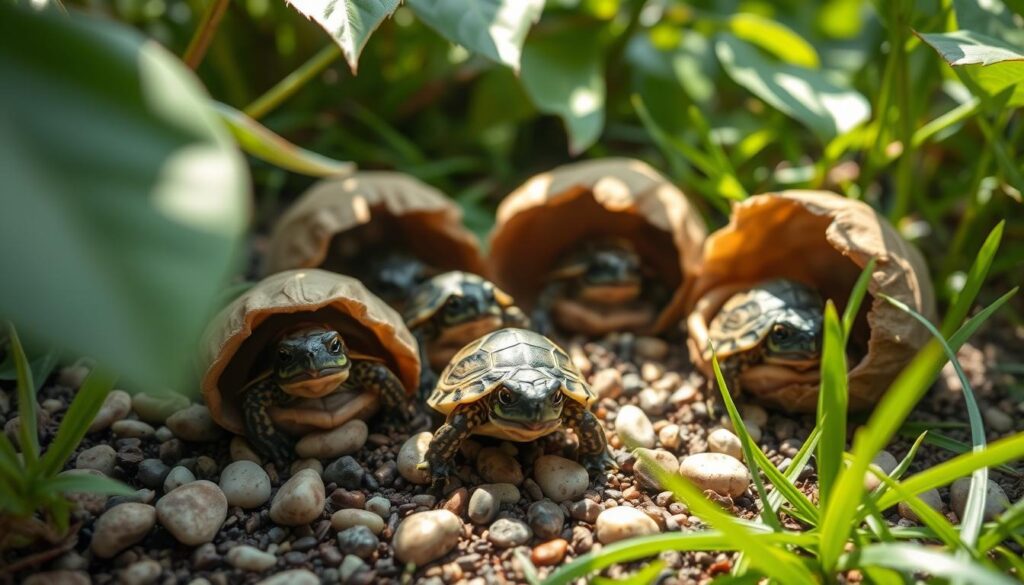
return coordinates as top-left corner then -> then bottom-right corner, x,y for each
563,398 -> 614,476
350,360 -> 410,423
421,400 -> 490,493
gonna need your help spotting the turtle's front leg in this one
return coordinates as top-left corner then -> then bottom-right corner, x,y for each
563,399 -> 614,478
242,379 -> 296,469
412,329 -> 439,401
421,401 -> 489,494
350,360 -> 411,421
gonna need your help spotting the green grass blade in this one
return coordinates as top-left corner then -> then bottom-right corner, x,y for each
947,287 -> 1018,351
842,543 -> 1018,585
514,550 -> 542,585
842,258 -> 877,338
0,433 -> 26,492
941,221 -> 1003,337
896,428 -> 1020,477
591,560 -> 665,585
993,546 -> 1024,577
38,473 -> 135,497
979,494 -> 1024,551
766,425 -> 821,516
38,366 -> 117,478
889,431 -> 928,482
7,322 -> 39,467
817,302 -> 848,509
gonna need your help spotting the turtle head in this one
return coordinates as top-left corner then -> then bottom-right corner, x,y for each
488,376 -> 564,435
365,252 -> 431,306
557,239 -> 643,303
273,324 -> 352,397
439,275 -> 502,327
763,308 -> 823,367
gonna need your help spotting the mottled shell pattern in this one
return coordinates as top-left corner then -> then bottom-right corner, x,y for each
427,328 -> 594,415
705,279 -> 823,361
402,271 -> 516,330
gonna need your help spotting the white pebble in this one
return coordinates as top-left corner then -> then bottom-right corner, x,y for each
633,448 -> 679,491
156,481 -> 227,546
863,450 -> 899,491
89,390 -> 131,433
163,466 -> 195,492
76,445 -> 116,476
595,507 -> 660,544
615,405 -> 656,448
91,503 -> 156,558
331,509 -> 385,535
166,404 -> 223,442
951,477 -> 1009,521
533,455 -> 589,502
392,510 -> 462,565
678,453 -> 750,498
707,428 -> 744,461
269,469 -> 325,526
396,432 -> 432,485
112,420 -> 155,439
219,461 -> 271,509
227,545 -> 277,571
255,569 -> 318,585
294,419 -> 368,459
229,436 -> 262,464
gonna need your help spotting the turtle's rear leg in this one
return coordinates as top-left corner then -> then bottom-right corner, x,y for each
242,380 -> 296,469
351,360 -> 411,421
421,401 -> 488,494
564,399 -> 614,478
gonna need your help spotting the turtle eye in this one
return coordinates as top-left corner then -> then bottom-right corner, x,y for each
497,387 -> 516,406
769,324 -> 792,343
277,348 -> 292,364
328,336 -> 342,354
550,392 -> 564,406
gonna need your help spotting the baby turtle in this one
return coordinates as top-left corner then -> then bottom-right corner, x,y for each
357,250 -> 436,309
422,328 -> 610,491
241,323 -> 409,467
704,279 -> 824,390
404,271 -> 529,397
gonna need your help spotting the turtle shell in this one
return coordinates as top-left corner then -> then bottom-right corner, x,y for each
403,271 -> 516,330
488,158 -> 706,333
707,279 -> 824,360
200,269 -> 420,435
427,328 -> 594,416
265,172 -> 487,277
684,191 -> 935,412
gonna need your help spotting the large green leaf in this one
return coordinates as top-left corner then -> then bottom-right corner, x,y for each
727,13 -> 820,68
715,33 -> 870,140
918,30 -> 1024,106
521,27 -> 606,155
407,0 -> 544,71
0,6 -> 249,393
285,0 -> 400,73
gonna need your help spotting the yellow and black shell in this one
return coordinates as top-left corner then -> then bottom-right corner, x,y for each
427,328 -> 594,416
403,272 -> 516,330
705,279 -> 823,362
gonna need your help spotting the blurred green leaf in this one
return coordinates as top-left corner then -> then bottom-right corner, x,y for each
407,0 -> 544,70
728,13 -> 820,68
7,324 -> 40,467
39,473 -> 135,498
816,302 -> 848,509
37,366 -> 117,478
0,6 -> 249,394
521,26 -> 606,155
918,30 -> 1024,106
716,33 -> 871,140
285,0 -> 399,72
214,102 -> 356,177
842,543 -> 1018,584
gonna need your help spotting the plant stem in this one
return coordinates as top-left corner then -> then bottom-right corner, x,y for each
243,44 -> 342,120
182,0 -> 230,70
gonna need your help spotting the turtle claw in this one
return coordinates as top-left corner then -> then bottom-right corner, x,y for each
582,449 -> 617,479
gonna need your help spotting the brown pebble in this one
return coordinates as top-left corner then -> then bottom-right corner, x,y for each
531,538 -> 568,566
442,487 -> 468,518
331,488 -> 365,509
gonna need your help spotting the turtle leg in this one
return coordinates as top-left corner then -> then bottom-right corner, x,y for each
421,401 -> 489,494
563,399 -> 614,478
241,379 -> 296,469
351,360 -> 411,421
412,328 -> 439,401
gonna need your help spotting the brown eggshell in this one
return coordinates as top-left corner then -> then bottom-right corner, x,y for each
200,269 -> 420,435
265,171 -> 486,276
488,158 -> 707,333
684,191 -> 936,412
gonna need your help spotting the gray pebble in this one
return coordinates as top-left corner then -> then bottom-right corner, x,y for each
527,500 -> 564,540
336,526 -> 379,559
487,518 -> 531,548
324,456 -> 364,490
137,459 -> 170,490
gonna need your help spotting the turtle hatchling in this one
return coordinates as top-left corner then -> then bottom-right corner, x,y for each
422,328 -> 610,490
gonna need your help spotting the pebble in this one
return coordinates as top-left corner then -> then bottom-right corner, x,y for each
336,525 -> 379,559
533,455 -> 589,502
255,569 -> 319,585
365,496 -> 391,518
531,538 -> 568,566
63,469 -> 110,515
983,407 -> 1013,433
570,499 -> 601,523
291,458 -> 322,475
324,456 -> 364,490
154,427 -> 173,442
678,453 -> 750,498
155,481 -> 227,545
219,460 -> 271,508
396,432 -> 433,485
76,445 -> 117,476
227,545 -> 277,571
638,388 -> 669,416
331,488 -> 366,509
393,510 -> 462,565
591,369 -> 622,399
331,509 -> 385,535
658,424 -> 681,450
165,404 -> 223,442
595,506 -> 660,544
632,448 -> 680,491
338,556 -> 368,582
118,559 -> 161,585
863,450 -> 899,491
136,459 -> 171,490
708,428 -> 744,461
741,403 -> 769,427
951,478 -> 1009,521
294,419 -> 368,459
897,488 -> 943,522
24,571 -> 89,585
270,469 -> 325,526
132,392 -> 189,425
487,518 -> 532,548
58,364 -> 91,388
111,420 -> 155,439
527,500 -> 564,539
615,405 -> 656,448
91,503 -> 156,558
163,466 -> 195,492
476,447 -> 524,485
670,383 -> 698,404
468,487 -> 500,525
442,487 -> 469,517
635,337 -> 668,360
229,436 -> 262,464
89,390 -> 131,433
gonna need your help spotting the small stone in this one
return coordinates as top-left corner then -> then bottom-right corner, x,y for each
336,525 -> 379,559
227,545 -> 277,571
154,427 -> 173,442
393,510 -> 462,565
569,499 -> 600,523
324,456 -> 364,490
527,500 -> 564,540
269,469 -> 325,526
58,364 -> 91,388
635,337 -> 668,360
531,538 -> 568,566
331,488 -> 366,509
591,369 -> 622,399
863,451 -> 899,491
534,456 -> 589,502
91,503 -> 156,558
595,507 -> 660,544
155,480 -> 227,546
983,407 -> 1013,433
331,508 -> 385,535
89,390 -> 131,433
136,459 -> 171,490
640,362 -> 663,382
132,392 -> 189,425
118,559 -> 161,585
254,569 -> 319,585
633,448 -> 680,491
229,436 -> 262,464
638,388 -> 669,416
365,496 -> 391,518
290,458 -> 322,475
951,478 -> 1009,521
112,420 -> 155,439
294,419 -> 368,459
219,460 -> 271,509
76,445 -> 117,476
740,403 -> 768,427
338,555 -> 368,582
396,432 -> 432,485
192,543 -> 220,570
476,447 -> 524,485
615,405 -> 656,448
658,424 -> 681,450
41,398 -> 63,414
897,488 -> 943,522
669,383 -> 698,404
678,453 -> 750,498
194,456 -> 218,479
411,494 -> 436,508
166,404 -> 223,442
487,518 -> 531,548
62,469 -> 109,515
442,487 -> 468,517
468,487 -> 499,525
24,571 -> 89,585
163,466 -> 195,493
707,428 -> 744,461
